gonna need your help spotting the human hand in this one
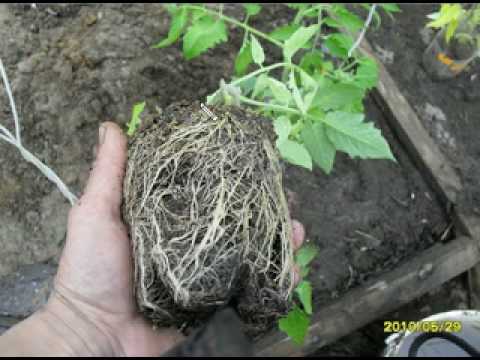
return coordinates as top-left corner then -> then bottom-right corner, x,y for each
0,121 -> 305,356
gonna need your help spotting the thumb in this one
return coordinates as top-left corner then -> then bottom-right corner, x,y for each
81,122 -> 128,217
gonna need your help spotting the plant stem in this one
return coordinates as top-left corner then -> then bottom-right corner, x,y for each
207,62 -> 289,104
183,5 -> 283,48
238,96 -> 301,115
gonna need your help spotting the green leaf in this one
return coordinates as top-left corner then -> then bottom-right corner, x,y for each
354,57 -> 379,90
234,42 -> 253,76
252,74 -> 269,99
286,3 -> 308,10
250,34 -> 265,66
380,4 -> 401,13
300,71 -> 317,92
277,140 -> 312,170
324,33 -> 354,59
236,75 -> 256,96
279,306 -> 310,346
127,101 -> 146,136
283,25 -> 319,61
152,6 -> 189,48
295,243 -> 319,268
304,90 -> 316,111
295,281 -> 313,315
301,120 -> 335,174
273,116 -> 292,143
311,82 -> 365,111
323,111 -> 395,160
270,24 -> 300,42
183,16 -> 228,60
299,50 -> 324,75
268,77 -> 292,104
243,3 -> 261,16
332,5 -> 364,33
289,70 -> 305,113
323,17 -> 341,28
426,4 -> 464,29
191,7 -> 207,22
445,18 -> 459,43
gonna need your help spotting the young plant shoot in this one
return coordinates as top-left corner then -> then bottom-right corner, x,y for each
129,3 -> 400,345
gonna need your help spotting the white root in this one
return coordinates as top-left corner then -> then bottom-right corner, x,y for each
0,57 -> 77,206
123,104 -> 294,334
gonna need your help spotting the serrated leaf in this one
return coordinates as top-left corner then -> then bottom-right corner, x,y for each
243,3 -> 261,16
332,5 -> 364,33
301,121 -> 335,174
295,281 -> 313,315
323,17 -> 341,28
295,243 -> 319,268
270,24 -> 301,42
152,6 -> 189,48
279,306 -> 310,345
235,41 -> 253,76
183,16 -> 227,60
324,33 -> 354,59
268,77 -> 292,104
426,4 -> 463,29
323,111 -> 395,160
284,25 -> 319,61
250,34 -> 265,66
354,57 -> 379,90
311,82 -> 365,111
273,116 -> 292,143
127,101 -> 146,136
445,18 -> 458,43
277,139 -> 312,170
299,50 -> 324,75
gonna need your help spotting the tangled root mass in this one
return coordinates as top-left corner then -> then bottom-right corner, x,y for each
123,102 -> 294,336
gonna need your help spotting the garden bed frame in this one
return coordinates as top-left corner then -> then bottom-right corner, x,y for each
254,39 -> 480,356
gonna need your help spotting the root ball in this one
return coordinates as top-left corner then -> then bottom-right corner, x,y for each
123,102 -> 294,335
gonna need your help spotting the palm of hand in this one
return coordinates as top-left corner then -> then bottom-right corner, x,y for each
50,122 -> 304,356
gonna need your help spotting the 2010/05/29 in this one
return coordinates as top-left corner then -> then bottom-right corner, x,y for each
384,320 -> 462,333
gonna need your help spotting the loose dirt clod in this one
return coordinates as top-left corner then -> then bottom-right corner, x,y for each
123,102 -> 295,336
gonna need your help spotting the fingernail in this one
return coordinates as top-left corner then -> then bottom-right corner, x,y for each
99,124 -> 107,145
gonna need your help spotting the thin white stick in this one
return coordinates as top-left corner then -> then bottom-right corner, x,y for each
0,133 -> 15,145
348,4 -> 377,58
0,57 -> 78,205
0,58 -> 21,144
0,123 -> 14,139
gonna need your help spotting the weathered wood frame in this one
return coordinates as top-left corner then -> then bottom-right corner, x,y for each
254,39 -> 480,356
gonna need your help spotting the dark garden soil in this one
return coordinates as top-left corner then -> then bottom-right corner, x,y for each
367,3 -> 480,218
0,2 -> 470,354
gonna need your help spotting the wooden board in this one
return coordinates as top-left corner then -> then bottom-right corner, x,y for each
255,236 -> 479,356
359,41 -> 462,209
253,38 -> 480,356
